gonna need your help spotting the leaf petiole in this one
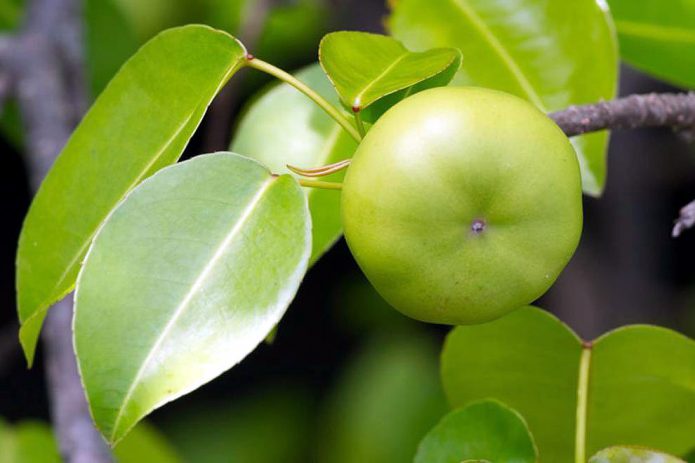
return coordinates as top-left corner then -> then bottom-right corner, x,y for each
297,179 -> 343,190
575,343 -> 592,463
353,109 -> 367,137
245,56 -> 362,143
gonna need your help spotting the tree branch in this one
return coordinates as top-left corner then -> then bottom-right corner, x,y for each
1,0 -> 112,461
549,92 -> 695,238
550,92 -> 695,138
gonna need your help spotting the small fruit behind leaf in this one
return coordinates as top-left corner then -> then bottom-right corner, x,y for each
341,87 -> 582,325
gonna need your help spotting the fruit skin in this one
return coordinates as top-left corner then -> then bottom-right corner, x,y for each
341,87 -> 583,325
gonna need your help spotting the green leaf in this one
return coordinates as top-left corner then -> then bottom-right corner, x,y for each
589,446 -> 686,463
232,63 -> 357,263
441,307 -> 580,461
84,0 -> 140,98
388,0 -> 618,195
588,325 -> 695,456
318,332 -> 448,463
16,25 -> 247,365
115,422 -> 182,463
319,31 -> 461,121
606,0 -> 695,88
441,307 -> 695,462
13,422 -> 60,463
414,400 -> 537,463
74,153 -> 311,444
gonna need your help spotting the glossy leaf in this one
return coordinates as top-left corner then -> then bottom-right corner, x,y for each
588,325 -> 695,456
442,307 -> 580,461
388,0 -> 618,195
16,25 -> 247,364
606,0 -> 695,88
318,333 -> 447,463
232,63 -> 357,263
414,400 -> 537,463
590,446 -> 686,463
441,307 -> 695,462
319,31 -> 461,121
74,153 -> 311,444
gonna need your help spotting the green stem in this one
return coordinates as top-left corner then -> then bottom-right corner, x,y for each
354,110 -> 366,137
246,57 -> 362,143
575,344 -> 592,463
298,178 -> 343,190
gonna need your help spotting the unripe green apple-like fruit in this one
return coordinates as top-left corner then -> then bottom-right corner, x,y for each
341,87 -> 583,325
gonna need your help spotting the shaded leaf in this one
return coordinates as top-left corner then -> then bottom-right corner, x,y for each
319,31 -> 461,121
13,421 -> 60,463
74,153 -> 311,444
388,0 -> 618,195
441,307 -> 695,461
16,25 -> 247,364
318,333 -> 447,463
232,63 -> 357,263
590,446 -> 686,463
606,0 -> 695,88
162,385 -> 314,463
414,400 -> 537,463
114,422 -> 182,463
84,0 -> 140,98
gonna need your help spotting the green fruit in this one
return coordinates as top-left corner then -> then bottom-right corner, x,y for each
341,87 -> 582,325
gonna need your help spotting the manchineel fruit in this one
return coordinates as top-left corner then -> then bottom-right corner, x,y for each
341,87 -> 583,325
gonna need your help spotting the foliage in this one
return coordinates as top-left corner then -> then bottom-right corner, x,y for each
387,0 -> 618,195
9,0 -> 695,459
441,307 -> 695,461
414,400 -> 537,463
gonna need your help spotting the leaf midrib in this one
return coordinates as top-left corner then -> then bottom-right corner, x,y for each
449,0 -> 546,110
25,56 -> 244,326
353,52 -> 409,107
109,176 -> 275,441
22,109 -> 199,326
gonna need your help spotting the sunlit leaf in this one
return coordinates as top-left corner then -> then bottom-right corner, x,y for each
16,25 -> 247,364
441,307 -> 695,461
388,0 -> 618,195
74,153 -> 311,444
232,63 -> 357,263
414,400 -> 537,463
606,0 -> 695,88
319,31 -> 461,121
589,446 -> 686,463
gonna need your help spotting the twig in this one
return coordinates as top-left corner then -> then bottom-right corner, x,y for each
672,199 -> 695,238
550,92 -> 695,238
550,92 -> 695,137
1,0 -> 112,461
